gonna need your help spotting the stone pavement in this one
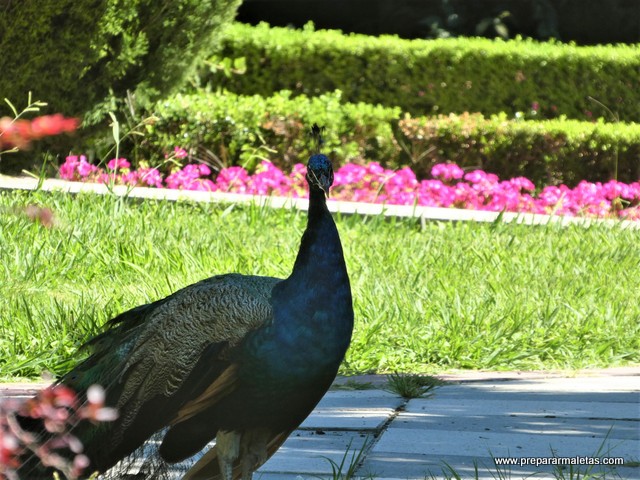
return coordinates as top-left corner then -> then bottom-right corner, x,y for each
255,369 -> 640,480
2,368 -> 639,479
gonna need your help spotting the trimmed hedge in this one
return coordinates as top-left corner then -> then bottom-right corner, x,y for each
398,113 -> 640,186
145,90 -> 640,187
147,90 -> 401,172
201,22 -> 640,122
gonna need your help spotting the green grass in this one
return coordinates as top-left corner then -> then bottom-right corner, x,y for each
322,437 -> 374,480
331,380 -> 376,391
1,189 -> 639,380
385,373 -> 445,399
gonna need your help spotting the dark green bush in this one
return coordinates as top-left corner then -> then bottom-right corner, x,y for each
145,89 -> 640,187
0,0 -> 241,123
201,22 -> 640,122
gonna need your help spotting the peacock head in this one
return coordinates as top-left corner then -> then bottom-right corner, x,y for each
306,154 -> 334,195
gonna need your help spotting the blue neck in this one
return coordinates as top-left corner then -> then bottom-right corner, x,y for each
266,187 -> 353,370
278,188 -> 350,303
239,186 -> 353,392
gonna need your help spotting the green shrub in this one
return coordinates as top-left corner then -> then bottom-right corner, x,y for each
398,113 -> 640,186
0,0 -> 241,124
145,89 -> 640,187
145,89 -> 401,172
201,22 -> 640,122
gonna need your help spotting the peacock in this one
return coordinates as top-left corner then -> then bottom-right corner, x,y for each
17,124 -> 354,480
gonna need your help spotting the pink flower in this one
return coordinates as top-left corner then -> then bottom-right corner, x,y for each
120,170 -> 140,186
509,177 -> 535,192
54,157 -> 640,221
366,162 -> 385,175
198,164 -> 211,176
431,163 -> 464,182
107,158 -> 130,171
217,166 -> 251,193
59,155 -> 80,180
419,180 -> 456,207
247,160 -> 292,195
335,164 -> 367,186
174,147 -> 188,159
165,163 -> 217,191
76,156 -> 97,178
138,167 -> 164,188
465,170 -> 499,185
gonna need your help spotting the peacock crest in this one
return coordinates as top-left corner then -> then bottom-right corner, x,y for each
309,123 -> 325,153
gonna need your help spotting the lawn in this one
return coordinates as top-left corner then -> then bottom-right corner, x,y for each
1,188 -> 639,380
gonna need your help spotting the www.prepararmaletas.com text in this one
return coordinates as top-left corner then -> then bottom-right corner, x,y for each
494,456 -> 625,467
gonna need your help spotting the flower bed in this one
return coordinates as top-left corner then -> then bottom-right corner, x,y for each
58,155 -> 640,220
147,90 -> 640,186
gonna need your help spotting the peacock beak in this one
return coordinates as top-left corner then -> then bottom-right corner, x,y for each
307,169 -> 333,196
319,174 -> 332,197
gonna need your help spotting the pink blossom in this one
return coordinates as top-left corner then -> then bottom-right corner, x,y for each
217,166 -> 251,192
509,177 -> 535,192
431,163 -> 464,181
107,158 -> 130,171
366,162 -> 385,175
55,156 -> 640,221
165,163 -> 217,191
335,164 -> 367,185
0,383 -> 116,480
248,161 -> 290,195
119,170 -> 140,186
138,168 -> 164,188
59,155 -> 80,180
465,169 -> 499,186
174,147 -> 188,159
76,156 -> 97,178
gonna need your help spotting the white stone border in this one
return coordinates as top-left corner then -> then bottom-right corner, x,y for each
1,174 -> 638,229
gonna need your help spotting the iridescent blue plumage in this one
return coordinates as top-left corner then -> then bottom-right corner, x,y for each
306,153 -> 334,194
18,125 -> 354,480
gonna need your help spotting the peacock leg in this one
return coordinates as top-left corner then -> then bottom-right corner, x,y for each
216,430 -> 241,480
240,428 -> 270,480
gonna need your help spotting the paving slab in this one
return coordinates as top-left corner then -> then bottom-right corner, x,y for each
406,396 -> 639,420
361,452 -> 637,480
363,376 -> 640,480
257,391 -> 399,477
392,413 -> 639,439
371,426 -> 637,458
299,390 -> 404,430
257,430 -> 371,476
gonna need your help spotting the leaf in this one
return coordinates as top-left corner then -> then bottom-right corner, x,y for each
4,98 -> 18,117
108,112 -> 120,144
475,17 -> 493,35
495,21 -> 510,39
233,56 -> 247,74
